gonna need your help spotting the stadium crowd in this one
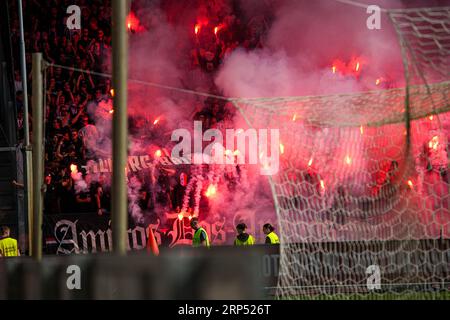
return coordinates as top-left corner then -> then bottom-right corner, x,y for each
8,0 -> 267,217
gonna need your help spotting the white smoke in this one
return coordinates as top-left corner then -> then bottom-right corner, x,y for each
71,168 -> 88,194
128,175 -> 145,224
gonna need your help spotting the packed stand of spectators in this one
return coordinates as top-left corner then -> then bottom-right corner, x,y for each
188,0 -> 268,130
9,0 -> 269,217
9,0 -> 114,215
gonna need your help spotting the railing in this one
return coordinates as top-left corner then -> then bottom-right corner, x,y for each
0,246 -> 278,299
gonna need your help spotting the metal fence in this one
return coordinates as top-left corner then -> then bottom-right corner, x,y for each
0,245 -> 279,299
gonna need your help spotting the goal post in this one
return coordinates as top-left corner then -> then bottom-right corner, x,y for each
232,6 -> 450,299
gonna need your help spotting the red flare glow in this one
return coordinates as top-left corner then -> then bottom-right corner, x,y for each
110,88 -> 114,97
330,59 -> 345,75
292,113 -> 297,121
332,57 -> 364,77
109,109 -> 114,114
126,12 -> 141,32
308,158 -> 313,166
188,215 -> 192,220
214,24 -> 224,36
194,24 -> 200,35
205,184 -> 217,198
429,115 -> 434,121
407,180 -> 414,188
178,213 -> 183,220
155,149 -> 162,157
345,155 -> 352,165
180,172 -> 188,186
70,164 -> 78,174
233,150 -> 240,156
280,143 -> 285,154
320,180 -> 325,190
360,125 -> 364,135
429,136 -> 439,150
153,118 -> 160,125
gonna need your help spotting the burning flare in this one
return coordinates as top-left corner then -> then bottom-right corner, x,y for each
205,184 -> 217,198
320,180 -> 325,190
279,143 -> 285,154
70,164 -> 78,174
126,11 -> 141,32
214,24 -> 224,36
429,136 -> 439,150
345,155 -> 352,165
153,118 -> 160,125
155,149 -> 162,158
70,163 -> 80,181
407,180 -> 414,189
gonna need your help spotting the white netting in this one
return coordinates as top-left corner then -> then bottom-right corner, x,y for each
389,6 -> 450,85
232,6 -> 450,299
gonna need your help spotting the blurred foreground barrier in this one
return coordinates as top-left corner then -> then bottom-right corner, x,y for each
0,245 -> 279,299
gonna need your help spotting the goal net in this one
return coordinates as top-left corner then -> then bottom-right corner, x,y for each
233,6 -> 450,299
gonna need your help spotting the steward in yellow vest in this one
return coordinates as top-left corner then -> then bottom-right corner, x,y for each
234,223 -> 255,246
0,226 -> 20,257
191,217 -> 210,247
263,223 -> 280,244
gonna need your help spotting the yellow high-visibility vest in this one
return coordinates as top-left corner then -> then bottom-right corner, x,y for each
192,227 -> 210,247
234,235 -> 255,246
0,237 -> 19,257
266,231 -> 280,244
